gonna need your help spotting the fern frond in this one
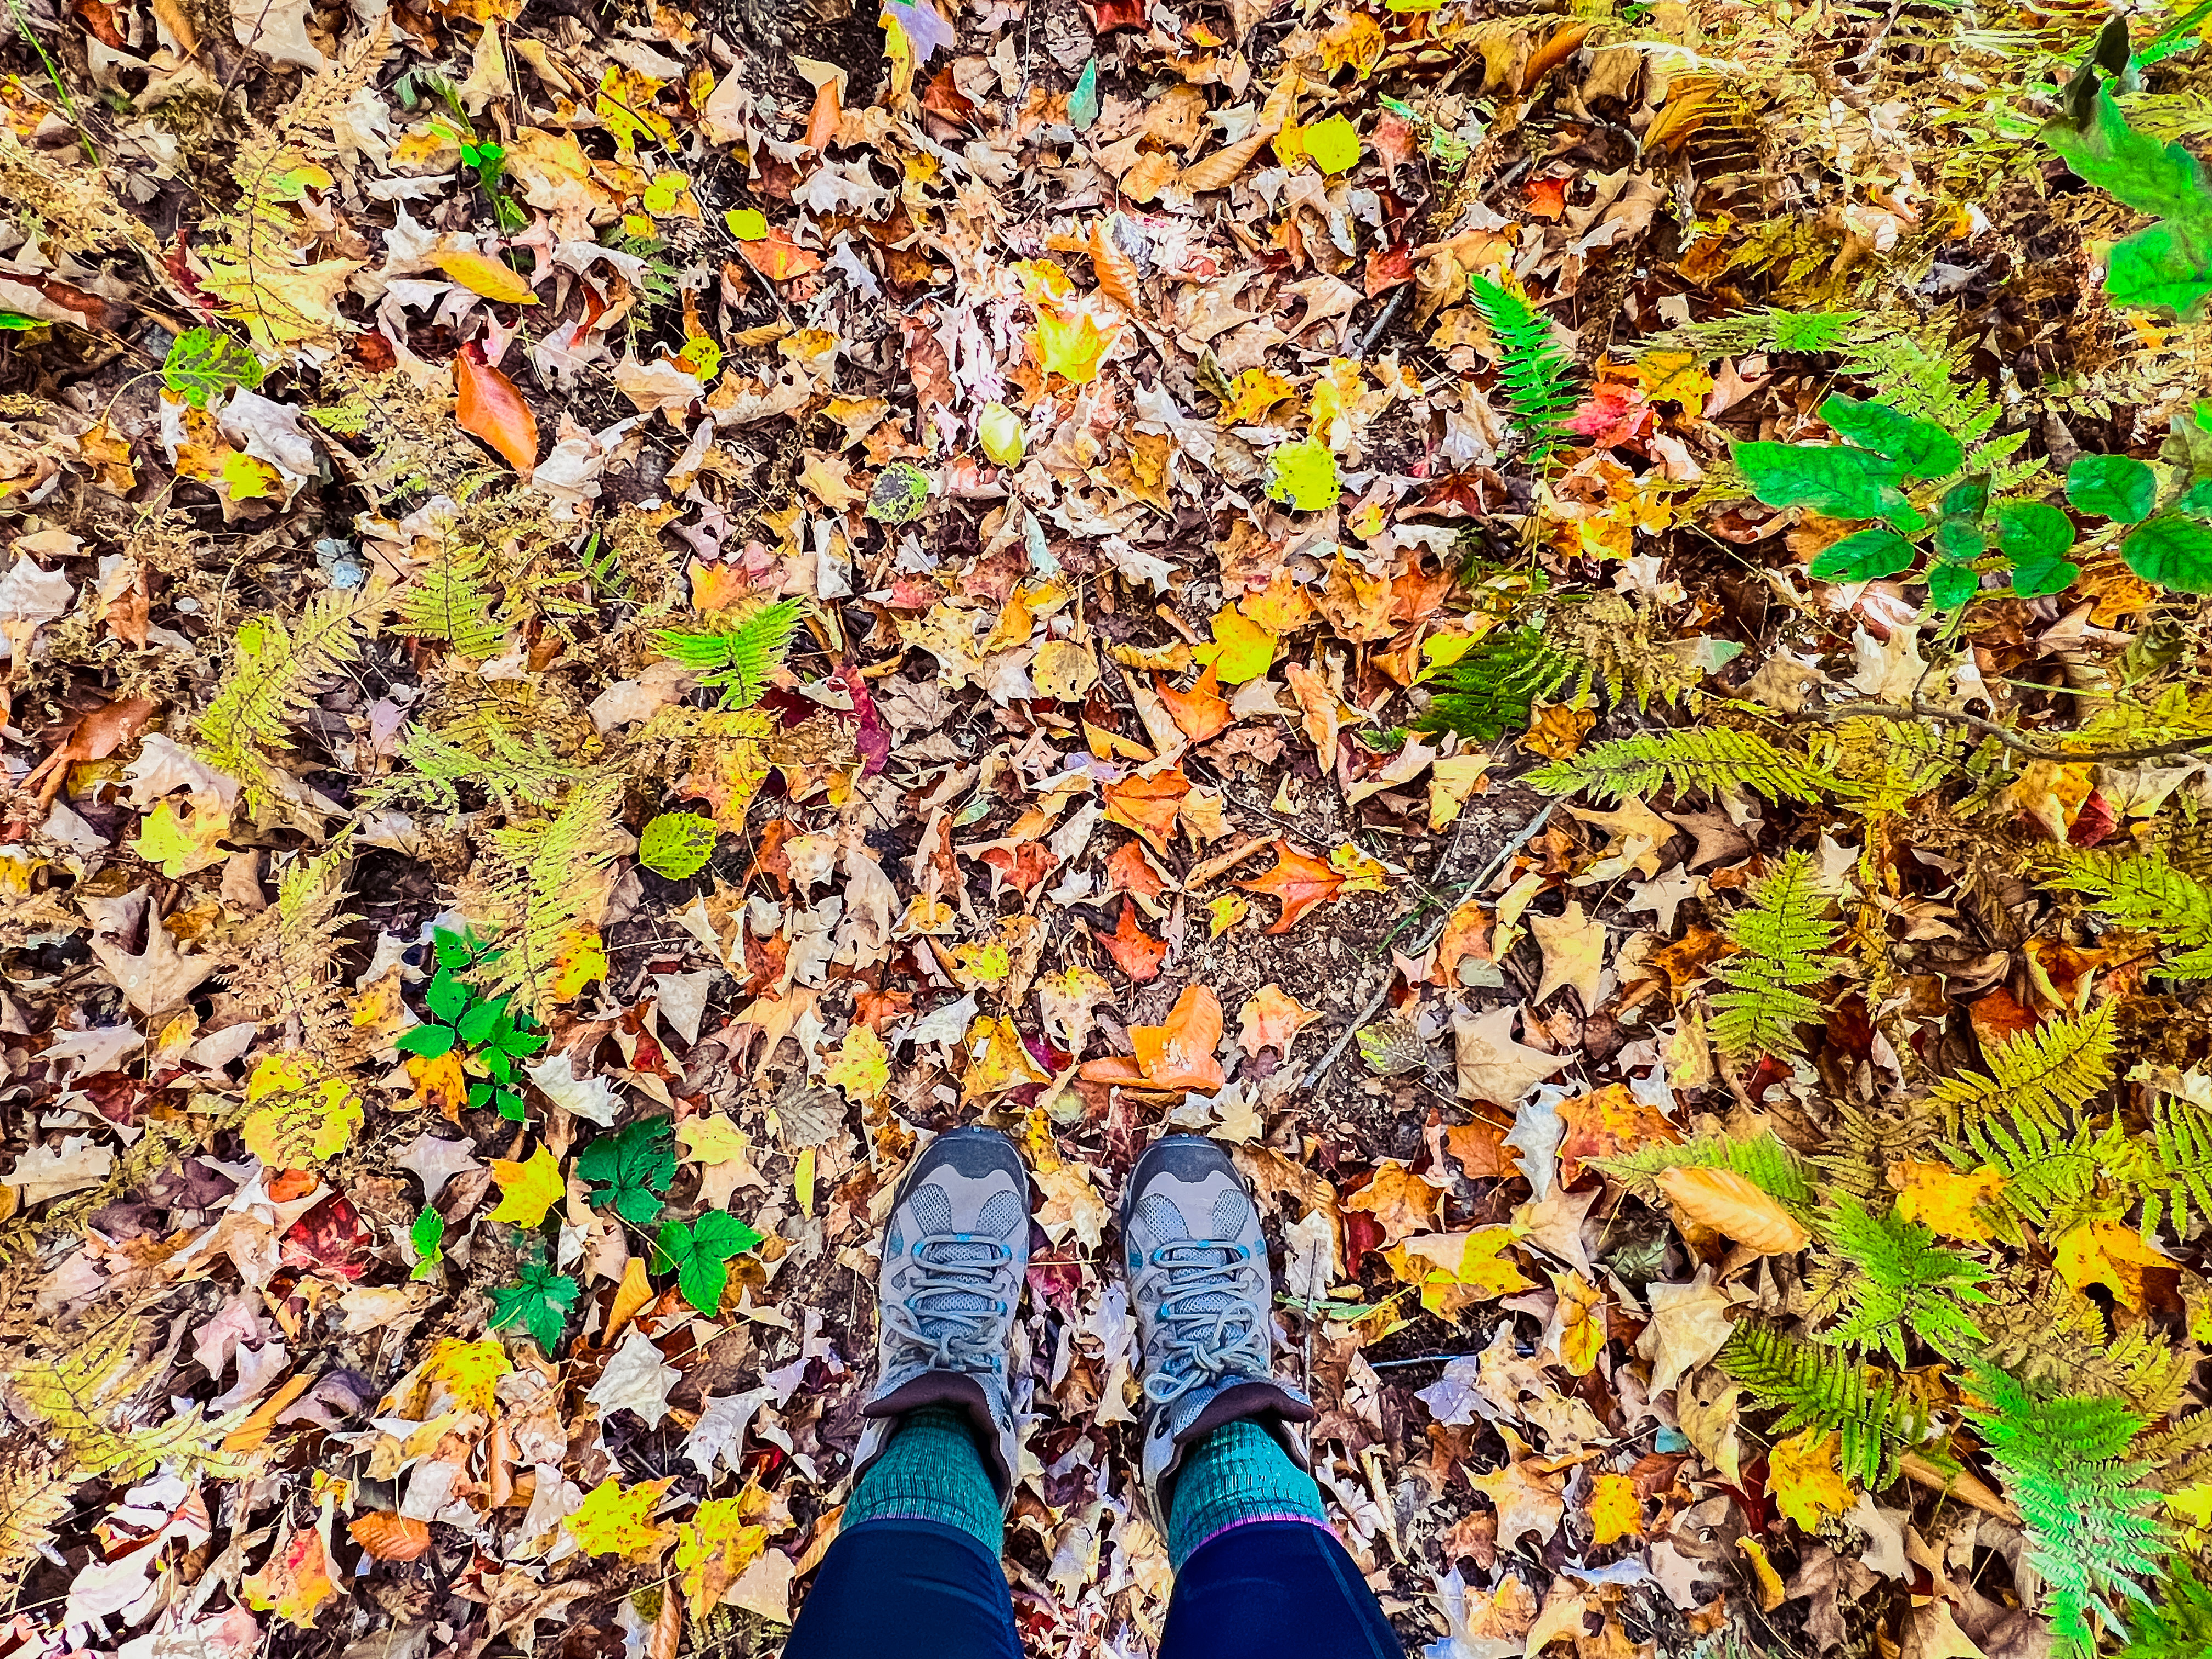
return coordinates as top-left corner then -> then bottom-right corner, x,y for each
226,840 -> 359,1069
2148,1095 -> 2212,1239
194,590 -> 372,819
1957,1108 -> 2111,1236
394,539 -> 507,659
1819,1098 -> 1945,1207
2117,1561 -> 2212,1658
1528,725 -> 1830,806
1467,274 -> 1578,460
1965,1364 -> 2167,1658
1638,306 -> 1865,360
656,599 -> 807,710
1718,1319 -> 1934,1487
469,775 -> 629,1020
1818,1199 -> 1989,1364
1415,627 -> 1584,742
1593,1129 -> 1817,1217
0,1448 -> 84,1592
381,719 -> 599,818
2049,849 -> 2212,980
1929,1005 -> 2119,1133
1708,852 -> 1845,1060
15,1320 -> 250,1484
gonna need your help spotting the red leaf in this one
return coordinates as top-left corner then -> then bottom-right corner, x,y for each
1106,838 -> 1167,901
1236,840 -> 1346,933
735,230 -> 823,283
1099,898 -> 1167,981
454,348 -> 539,475
1364,241 -> 1414,297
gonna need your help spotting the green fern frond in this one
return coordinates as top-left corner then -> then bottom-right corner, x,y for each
2148,1095 -> 2212,1240
2117,1561 -> 2212,1658
1956,1109 -> 2111,1237
1718,1319 -> 1934,1487
470,775 -> 629,1019
1638,306 -> 1865,360
1819,1199 -> 1989,1364
1929,1005 -> 2119,1133
394,539 -> 506,659
2049,849 -> 2212,980
381,719 -> 599,817
1708,852 -> 1846,1060
1965,1364 -> 2167,1658
194,590 -> 372,817
656,599 -> 807,710
1467,274 -> 1577,460
1528,725 -> 1830,805
1416,627 -> 1585,742
1593,1128 -> 1817,1217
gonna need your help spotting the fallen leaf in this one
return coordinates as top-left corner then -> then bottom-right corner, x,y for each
487,1146 -> 566,1228
1656,1167 -> 1809,1255
1099,898 -> 1168,981
1236,841 -> 1345,933
456,349 -> 540,474
1237,982 -> 1320,1061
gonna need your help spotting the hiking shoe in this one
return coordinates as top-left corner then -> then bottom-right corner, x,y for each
1121,1134 -> 1314,1520
851,1126 -> 1031,1499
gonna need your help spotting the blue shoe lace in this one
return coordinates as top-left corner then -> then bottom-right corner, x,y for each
1142,1239 -> 1272,1407
884,1231 -> 1012,1374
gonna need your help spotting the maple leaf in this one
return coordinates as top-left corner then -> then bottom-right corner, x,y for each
1555,1082 -> 1679,1184
1034,305 -> 1116,383
1528,901 -> 1609,1008
1587,1472 -> 1645,1546
1469,1449 -> 1565,1552
1101,767 -> 1189,854
486,1146 -> 566,1228
1348,1162 -> 1445,1240
1158,665 -> 1231,741
565,1477 -> 675,1560
1237,983 -> 1321,1060
1237,840 -> 1345,933
823,1023 -> 891,1101
424,1337 -> 511,1413
1099,898 -> 1169,981
1767,1428 -> 1855,1531
675,1498 -> 769,1606
241,1525 -> 337,1629
1452,1004 -> 1570,1108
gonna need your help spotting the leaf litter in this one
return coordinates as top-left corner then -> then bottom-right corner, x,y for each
2,0 -> 2212,1657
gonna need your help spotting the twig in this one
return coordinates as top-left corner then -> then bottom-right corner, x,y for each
1821,697 -> 2212,764
1351,289 -> 1406,360
1300,798 -> 1560,1094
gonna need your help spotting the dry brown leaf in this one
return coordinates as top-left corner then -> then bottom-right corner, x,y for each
348,1513 -> 432,1561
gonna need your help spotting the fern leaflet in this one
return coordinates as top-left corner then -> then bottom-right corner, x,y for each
194,590 -> 371,819
1528,726 -> 1830,806
1708,852 -> 1844,1060
470,775 -> 629,1019
2049,849 -> 2212,980
1417,627 -> 1584,742
656,598 -> 807,710
1718,1319 -> 1933,1486
1467,274 -> 1577,460
1819,1199 -> 1989,1363
394,538 -> 506,659
1929,1005 -> 2118,1133
1592,1128 -> 1817,1217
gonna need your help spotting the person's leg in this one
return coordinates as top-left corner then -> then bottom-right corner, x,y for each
786,1129 -> 1031,1659
1120,1136 -> 1397,1659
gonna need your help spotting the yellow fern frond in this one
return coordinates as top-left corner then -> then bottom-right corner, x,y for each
1928,1005 -> 2119,1132
194,590 -> 373,819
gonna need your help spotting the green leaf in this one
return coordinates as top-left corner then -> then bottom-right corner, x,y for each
1734,440 -> 1921,529
0,312 -> 43,332
1301,114 -> 1361,174
1996,501 -> 2080,597
397,1023 -> 456,1059
1818,395 -> 1962,480
724,207 -> 768,240
2067,454 -> 2158,523
2107,222 -> 2212,319
1263,437 -> 1340,511
458,994 -> 508,1047
426,968 -> 470,1024
2123,515 -> 2212,592
866,460 -> 932,524
577,1118 -> 678,1226
409,1206 -> 444,1280
2044,87 -> 2210,225
497,1026 -> 549,1059
434,927 -> 477,970
1068,58 -> 1099,132
652,1210 -> 765,1314
1809,527 -> 1916,583
640,811 -> 718,879
1927,562 -> 1981,609
496,1088 -> 527,1121
489,1258 -> 581,1353
162,326 -> 265,410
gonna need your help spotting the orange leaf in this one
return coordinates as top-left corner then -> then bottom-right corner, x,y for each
1105,837 -> 1167,900
1157,665 -> 1231,742
1130,985 -> 1226,1090
736,229 -> 823,283
455,350 -> 540,475
804,77 -> 841,152
1098,898 -> 1167,981
1655,1167 -> 1809,1255
1347,1163 -> 1443,1243
1238,982 -> 1320,1060
1102,766 -> 1189,854
1088,218 -> 1142,312
348,1513 -> 432,1561
1237,840 -> 1345,933
1555,1082 -> 1679,1185
1444,1117 -> 1520,1181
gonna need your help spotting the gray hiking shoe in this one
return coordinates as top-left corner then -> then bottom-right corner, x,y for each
1121,1135 -> 1314,1520
851,1126 -> 1031,1499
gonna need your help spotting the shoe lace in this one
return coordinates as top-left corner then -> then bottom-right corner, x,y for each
1142,1240 -> 1271,1407
882,1232 -> 1012,1374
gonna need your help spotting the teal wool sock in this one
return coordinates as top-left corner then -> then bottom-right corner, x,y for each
1164,1419 -> 1328,1569
844,1405 -> 1003,1552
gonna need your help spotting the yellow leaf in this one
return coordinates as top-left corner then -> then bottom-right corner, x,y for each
487,1146 -> 566,1228
1429,754 -> 1492,831
1887,1159 -> 2006,1244
1221,366 -> 1296,425
674,1497 -> 769,1605
425,1337 -> 512,1414
242,1523 -> 338,1629
408,1049 -> 468,1118
1206,893 -> 1249,936
242,1053 -> 362,1169
794,1145 -> 815,1214
1735,1536 -> 1787,1611
2055,1218 -> 2171,1311
1656,1167 -> 1809,1256
434,249 -> 541,305
219,450 -> 284,502
1328,841 -> 1390,894
1767,1429 -> 1855,1531
1034,306 -> 1116,385
566,1477 -> 674,1559
132,797 -> 229,877
1587,1472 -> 1644,1547
1551,1268 -> 1606,1376
824,1024 -> 891,1102
1629,348 -> 1714,408
552,927 -> 607,1001
1386,1226 -> 1532,1319
961,1014 -> 1051,1102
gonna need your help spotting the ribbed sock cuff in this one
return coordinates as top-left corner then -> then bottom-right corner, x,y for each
844,1406 -> 1004,1553
1165,1419 -> 1328,1570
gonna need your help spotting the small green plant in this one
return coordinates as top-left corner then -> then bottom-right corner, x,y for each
652,1211 -> 765,1314
1707,850 -> 1844,1060
161,326 -> 264,409
409,1206 -> 443,1281
396,927 -> 549,1120
639,811 -> 718,879
490,1250 -> 582,1354
576,1117 -> 678,1226
656,599 -> 807,709
1467,273 -> 1577,460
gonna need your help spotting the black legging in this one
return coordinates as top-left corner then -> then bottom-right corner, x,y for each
782,1517 -> 1404,1658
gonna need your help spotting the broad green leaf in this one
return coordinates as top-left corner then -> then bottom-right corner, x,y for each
489,1259 -> 580,1353
162,326 -> 265,410
2107,223 -> 2212,319
397,1023 -> 456,1059
1809,527 -> 1916,583
639,811 -> 717,879
458,994 -> 509,1046
1818,396 -> 1962,481
1263,437 -> 1340,511
2121,515 -> 2212,592
2067,454 -> 2158,523
577,1118 -> 678,1226
409,1206 -> 444,1280
652,1210 -> 765,1314
1068,58 -> 1099,132
426,968 -> 470,1024
2042,87 -> 2210,224
1996,501 -> 2079,597
1927,562 -> 1981,609
1734,440 -> 1920,528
